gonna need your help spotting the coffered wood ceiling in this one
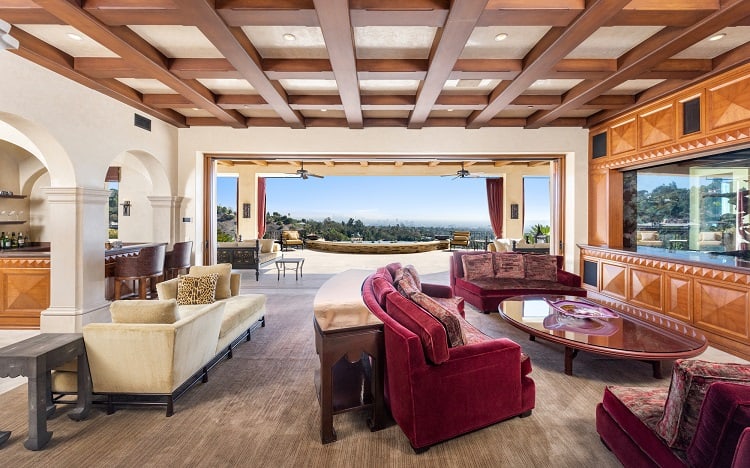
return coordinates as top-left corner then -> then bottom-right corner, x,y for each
4,1 -> 750,130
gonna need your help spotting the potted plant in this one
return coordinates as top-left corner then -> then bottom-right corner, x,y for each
530,224 -> 551,244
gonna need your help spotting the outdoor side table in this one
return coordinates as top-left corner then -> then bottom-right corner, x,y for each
0,333 -> 92,450
275,257 -> 305,281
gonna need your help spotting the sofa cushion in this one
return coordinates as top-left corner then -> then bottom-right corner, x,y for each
411,291 -> 464,347
493,253 -> 526,279
189,263 -> 232,299
396,270 -> 421,297
386,293 -> 449,365
462,253 -> 494,281
110,299 -> 178,324
176,274 -> 219,305
457,277 -> 584,296
656,359 -> 750,450
456,315 -> 490,345
217,294 -> 266,342
385,262 -> 402,278
525,255 -> 558,281
432,296 -> 463,316
403,264 -> 422,290
372,274 -> 396,308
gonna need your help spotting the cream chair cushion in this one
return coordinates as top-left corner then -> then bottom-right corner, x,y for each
492,239 -> 512,252
189,263 -> 232,299
260,238 -> 275,253
110,299 -> 178,324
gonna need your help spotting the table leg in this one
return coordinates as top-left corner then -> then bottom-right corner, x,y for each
320,355 -> 336,444
367,340 -> 386,432
650,360 -> 664,379
25,368 -> 52,451
68,352 -> 92,421
564,347 -> 579,376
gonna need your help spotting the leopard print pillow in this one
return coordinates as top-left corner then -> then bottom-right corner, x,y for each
176,274 -> 218,305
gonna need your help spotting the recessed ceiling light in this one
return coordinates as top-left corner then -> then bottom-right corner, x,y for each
283,33 -> 296,41
67,33 -> 83,41
192,108 -> 199,111
321,108 -> 327,112
494,33 -> 508,42
709,33 -> 726,41
447,109 -> 454,112
527,105 -> 534,109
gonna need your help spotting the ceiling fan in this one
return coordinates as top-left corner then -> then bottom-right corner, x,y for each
443,162 -> 480,179
290,161 -> 324,180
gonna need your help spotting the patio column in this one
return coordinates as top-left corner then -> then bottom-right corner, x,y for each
148,195 -> 183,246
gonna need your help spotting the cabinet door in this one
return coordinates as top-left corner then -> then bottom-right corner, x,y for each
217,249 -> 233,265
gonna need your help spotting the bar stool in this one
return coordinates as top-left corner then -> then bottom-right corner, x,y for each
163,241 -> 193,280
113,244 -> 166,300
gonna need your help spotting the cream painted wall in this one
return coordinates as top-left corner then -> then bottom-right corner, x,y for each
180,126 -> 589,271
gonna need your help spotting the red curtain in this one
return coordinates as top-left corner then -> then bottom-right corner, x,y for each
257,177 -> 267,238
486,178 -> 504,238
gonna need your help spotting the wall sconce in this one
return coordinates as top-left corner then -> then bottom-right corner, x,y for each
243,203 -> 252,218
121,200 -> 131,216
0,19 -> 20,51
510,203 -> 519,219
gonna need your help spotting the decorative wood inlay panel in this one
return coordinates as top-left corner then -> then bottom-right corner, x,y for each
610,118 -> 636,155
601,262 -> 626,299
588,171 -> 609,246
639,105 -> 674,148
708,76 -> 750,131
694,280 -> 749,340
629,267 -> 662,310
665,274 -> 691,322
0,256 -> 50,328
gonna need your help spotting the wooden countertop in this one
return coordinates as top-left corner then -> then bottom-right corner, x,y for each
313,269 -> 382,333
0,243 -> 50,258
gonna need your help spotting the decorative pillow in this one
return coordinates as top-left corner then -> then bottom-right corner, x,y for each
493,253 -> 526,279
259,239 -> 275,253
110,299 -> 178,324
411,292 -> 464,347
176,274 -> 219,305
524,255 -> 558,281
461,253 -> 494,281
403,265 -> 422,291
385,262 -> 402,278
656,359 -> 750,449
397,271 -> 421,297
284,231 -> 299,240
386,293 -> 449,364
455,314 -> 491,345
189,263 -> 231,299
640,231 -> 657,241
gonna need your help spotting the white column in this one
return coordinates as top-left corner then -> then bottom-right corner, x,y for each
41,187 -> 110,332
148,195 -> 183,246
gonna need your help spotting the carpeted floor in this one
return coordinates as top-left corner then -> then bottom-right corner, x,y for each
0,270 -> 690,467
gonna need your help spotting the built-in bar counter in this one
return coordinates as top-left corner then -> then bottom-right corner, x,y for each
579,245 -> 750,360
0,242 -> 165,328
0,243 -> 50,329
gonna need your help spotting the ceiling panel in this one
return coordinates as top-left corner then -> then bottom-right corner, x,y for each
16,25 -> 118,57
241,26 -> 328,59
354,26 -> 436,59
460,26 -> 552,59
566,26 -> 663,59
115,78 -> 176,94
671,26 -> 750,59
127,25 -> 223,59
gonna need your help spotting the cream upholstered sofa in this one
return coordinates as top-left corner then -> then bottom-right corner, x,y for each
54,264 -> 266,416
697,231 -> 723,250
637,231 -> 663,247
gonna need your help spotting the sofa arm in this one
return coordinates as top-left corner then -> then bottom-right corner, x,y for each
230,273 -> 240,296
557,269 -> 582,287
157,277 -> 179,300
83,302 -> 224,394
421,282 -> 453,298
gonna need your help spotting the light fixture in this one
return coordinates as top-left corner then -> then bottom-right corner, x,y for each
66,32 -> 83,41
320,108 -> 327,112
447,108 -> 454,112
0,19 -> 19,50
282,33 -> 296,41
709,33 -> 726,41
121,201 -> 131,217
494,33 -> 508,42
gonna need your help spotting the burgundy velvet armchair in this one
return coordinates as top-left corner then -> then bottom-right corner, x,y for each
362,265 -> 535,452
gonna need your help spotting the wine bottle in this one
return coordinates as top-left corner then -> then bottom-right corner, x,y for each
17,232 -> 25,248
0,232 -> 5,250
10,232 -> 17,248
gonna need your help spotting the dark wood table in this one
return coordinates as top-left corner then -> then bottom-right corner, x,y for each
498,295 -> 707,378
0,333 -> 92,450
313,269 -> 386,444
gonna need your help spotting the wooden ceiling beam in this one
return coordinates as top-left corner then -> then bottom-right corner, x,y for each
171,58 -> 242,80
9,28 -> 187,128
467,0 -> 631,129
0,8 -> 63,24
32,0 -> 246,128
264,59 -> 333,80
313,0 -> 363,129
217,95 -> 270,110
84,0 -> 186,25
74,57 -> 144,78
409,0 -> 489,129
143,94 -> 195,108
289,95 -> 344,110
528,0 -> 750,129
172,0 -> 304,128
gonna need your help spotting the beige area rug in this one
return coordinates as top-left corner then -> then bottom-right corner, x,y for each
0,278 -> 687,467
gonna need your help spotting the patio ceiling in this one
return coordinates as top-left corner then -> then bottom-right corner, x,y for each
4,1 -> 750,130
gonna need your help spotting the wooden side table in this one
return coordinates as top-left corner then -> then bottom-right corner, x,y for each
313,269 -> 386,444
0,333 -> 91,450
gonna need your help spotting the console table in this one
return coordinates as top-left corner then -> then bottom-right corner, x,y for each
312,269 -> 386,444
0,333 -> 91,450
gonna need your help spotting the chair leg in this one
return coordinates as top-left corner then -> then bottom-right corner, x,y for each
114,279 -> 122,300
138,277 -> 148,299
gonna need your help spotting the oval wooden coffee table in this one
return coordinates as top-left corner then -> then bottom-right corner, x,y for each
498,295 -> 707,378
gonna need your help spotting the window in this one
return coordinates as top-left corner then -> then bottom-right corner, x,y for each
523,176 -> 551,243
108,181 -> 118,239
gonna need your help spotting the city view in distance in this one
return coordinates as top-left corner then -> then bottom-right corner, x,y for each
217,175 -> 551,239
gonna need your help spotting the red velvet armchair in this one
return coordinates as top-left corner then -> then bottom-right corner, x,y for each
362,265 -> 535,452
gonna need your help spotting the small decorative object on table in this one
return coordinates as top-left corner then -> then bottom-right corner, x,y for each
544,298 -> 618,319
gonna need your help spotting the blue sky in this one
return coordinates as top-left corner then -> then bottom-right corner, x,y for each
218,175 -> 550,228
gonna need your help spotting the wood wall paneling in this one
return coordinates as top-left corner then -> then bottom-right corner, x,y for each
610,118 -> 636,155
707,75 -> 750,131
638,104 -> 674,148
600,261 -> 627,300
694,279 -> 749,341
629,267 -> 662,310
664,273 -> 692,322
588,170 -> 609,246
0,258 -> 50,329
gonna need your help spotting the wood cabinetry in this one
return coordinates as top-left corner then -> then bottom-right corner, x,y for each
0,256 -> 50,329
580,245 -> 750,360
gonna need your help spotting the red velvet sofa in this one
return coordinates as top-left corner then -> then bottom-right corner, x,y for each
449,250 -> 586,313
362,263 -> 535,452
596,359 -> 750,467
